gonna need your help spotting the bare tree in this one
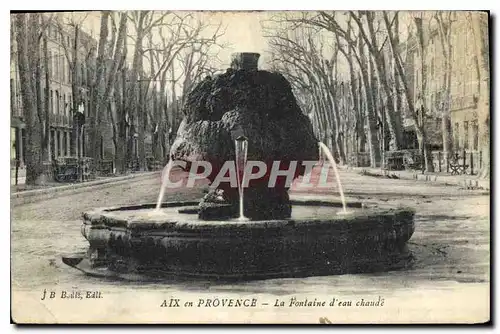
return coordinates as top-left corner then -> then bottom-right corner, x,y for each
265,12 -> 381,166
434,11 -> 455,169
177,21 -> 227,105
127,11 -> 170,170
469,11 -> 489,178
86,11 -> 110,164
14,14 -> 43,184
12,13 -> 55,184
102,12 -> 128,171
349,11 -> 403,150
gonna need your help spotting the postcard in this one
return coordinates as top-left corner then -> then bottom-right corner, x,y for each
10,10 -> 490,324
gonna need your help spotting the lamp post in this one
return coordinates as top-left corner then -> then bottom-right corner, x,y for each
80,124 -> 86,158
76,103 -> 85,182
133,132 -> 139,158
77,103 -> 85,158
133,132 -> 139,171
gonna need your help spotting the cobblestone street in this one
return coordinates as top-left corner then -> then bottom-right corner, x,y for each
11,169 -> 490,323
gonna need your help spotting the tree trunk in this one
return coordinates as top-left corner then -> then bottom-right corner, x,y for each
42,32 -> 50,162
356,74 -> 366,153
129,13 -> 147,171
138,78 -> 146,170
414,16 -> 434,172
15,14 -> 43,185
159,65 -> 169,163
149,47 -> 162,162
88,12 -> 110,164
329,57 -> 347,164
471,12 -> 490,178
416,128 -> 434,174
365,13 -> 403,150
116,30 -> 128,174
70,24 -> 80,156
358,40 -> 381,167
101,12 -> 127,169
435,12 -> 454,168
441,49 -> 453,168
345,48 -> 365,154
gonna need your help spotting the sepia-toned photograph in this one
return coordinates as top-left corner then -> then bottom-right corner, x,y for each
9,9 -> 490,324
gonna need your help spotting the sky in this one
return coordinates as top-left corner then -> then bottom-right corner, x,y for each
65,11 -> 273,70
54,10 -> 429,95
62,10 -> 420,74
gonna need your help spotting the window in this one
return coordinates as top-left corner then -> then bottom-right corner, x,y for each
464,121 -> 469,150
472,120 -> 479,150
63,94 -> 66,116
52,55 -> 56,81
50,130 -> 55,159
50,90 -> 54,114
81,66 -> 85,86
55,55 -> 59,81
10,79 -> 14,115
48,51 -> 52,78
67,59 -> 71,82
63,132 -> 68,156
454,122 -> 460,149
55,90 -> 59,114
61,59 -> 65,83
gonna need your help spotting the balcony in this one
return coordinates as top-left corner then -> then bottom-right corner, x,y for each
451,95 -> 478,112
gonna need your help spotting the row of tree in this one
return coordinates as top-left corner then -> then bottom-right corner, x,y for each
12,11 -> 227,184
263,11 -> 489,177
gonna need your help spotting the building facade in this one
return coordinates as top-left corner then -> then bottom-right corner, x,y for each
10,14 -> 117,168
406,12 -> 480,153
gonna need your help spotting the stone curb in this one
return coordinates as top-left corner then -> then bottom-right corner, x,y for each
342,166 -> 490,191
11,172 -> 159,206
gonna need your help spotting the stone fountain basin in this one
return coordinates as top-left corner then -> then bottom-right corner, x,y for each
64,200 -> 415,281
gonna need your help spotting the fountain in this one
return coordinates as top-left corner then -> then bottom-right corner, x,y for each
62,52 -> 415,281
234,136 -> 249,221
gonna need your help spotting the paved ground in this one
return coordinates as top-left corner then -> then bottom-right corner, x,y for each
11,168 -> 490,323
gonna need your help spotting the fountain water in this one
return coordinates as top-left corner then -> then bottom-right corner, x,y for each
156,160 -> 174,211
318,142 -> 348,214
234,136 -> 249,221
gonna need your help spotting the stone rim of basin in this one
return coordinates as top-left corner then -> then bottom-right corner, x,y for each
81,201 -> 416,231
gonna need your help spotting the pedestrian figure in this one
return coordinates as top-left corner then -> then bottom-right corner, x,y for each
15,158 -> 20,186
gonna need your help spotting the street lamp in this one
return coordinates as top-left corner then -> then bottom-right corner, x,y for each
133,133 -> 139,159
78,103 -> 84,115
77,103 -> 85,159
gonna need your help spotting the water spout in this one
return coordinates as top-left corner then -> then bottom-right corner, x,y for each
156,160 -> 174,211
235,136 -> 249,221
318,142 -> 348,214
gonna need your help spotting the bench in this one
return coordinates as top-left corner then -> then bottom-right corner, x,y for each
450,163 -> 468,175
